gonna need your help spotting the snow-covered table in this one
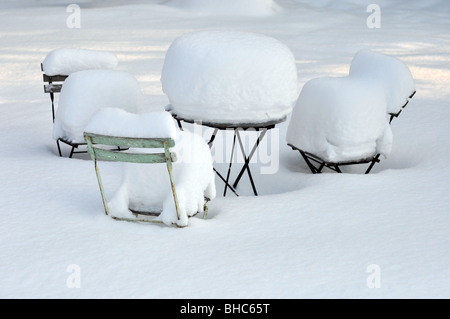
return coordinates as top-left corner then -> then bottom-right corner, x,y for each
161,31 -> 298,195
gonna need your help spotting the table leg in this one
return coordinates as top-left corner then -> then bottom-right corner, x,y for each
207,128 -> 239,197
232,128 -> 267,195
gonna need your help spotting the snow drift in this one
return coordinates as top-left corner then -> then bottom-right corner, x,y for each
161,31 -> 298,124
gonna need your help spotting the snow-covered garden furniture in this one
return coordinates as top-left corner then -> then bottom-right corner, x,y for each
84,108 -> 216,227
349,49 -> 416,123
161,31 -> 298,195
41,48 -> 118,122
286,76 -> 393,174
287,49 -> 416,174
53,69 -> 143,157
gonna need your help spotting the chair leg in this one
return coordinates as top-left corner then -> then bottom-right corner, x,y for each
50,92 -> 56,122
56,139 -> 62,157
69,145 -> 76,158
85,137 -> 110,216
364,154 -> 380,174
300,150 -> 318,174
164,141 -> 181,221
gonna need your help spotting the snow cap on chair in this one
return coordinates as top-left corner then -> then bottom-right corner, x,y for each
85,108 -> 177,140
349,49 -> 415,114
161,30 -> 299,124
42,48 -> 118,76
53,69 -> 143,143
286,76 -> 393,163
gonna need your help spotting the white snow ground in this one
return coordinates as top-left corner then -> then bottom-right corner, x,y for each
0,0 -> 449,298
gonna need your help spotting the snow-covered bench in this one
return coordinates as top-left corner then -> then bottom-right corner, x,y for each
349,49 -> 416,123
41,48 -> 118,122
53,69 -> 143,157
84,108 -> 216,227
161,30 -> 298,195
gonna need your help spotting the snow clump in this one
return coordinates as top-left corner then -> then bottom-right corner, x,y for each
42,48 -> 118,76
349,49 -> 415,114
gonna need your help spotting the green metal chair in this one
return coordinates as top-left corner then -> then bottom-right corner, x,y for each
84,132 -> 207,226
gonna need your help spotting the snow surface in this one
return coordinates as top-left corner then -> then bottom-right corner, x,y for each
349,49 -> 415,114
42,48 -> 118,76
286,75 -> 392,162
161,30 -> 298,124
163,0 -> 280,16
1,0 -> 450,298
53,69 -> 144,143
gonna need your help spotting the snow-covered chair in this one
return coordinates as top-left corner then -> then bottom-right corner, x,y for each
161,30 -> 298,195
41,48 -> 118,122
286,76 -> 393,174
53,69 -> 143,157
349,49 -> 416,123
84,108 -> 216,227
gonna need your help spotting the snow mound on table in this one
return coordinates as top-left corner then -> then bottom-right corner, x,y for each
161,31 -> 298,124
42,48 -> 118,76
286,76 -> 392,163
107,130 -> 216,227
53,70 -> 143,144
349,49 -> 415,114
163,0 -> 279,16
85,108 -> 176,140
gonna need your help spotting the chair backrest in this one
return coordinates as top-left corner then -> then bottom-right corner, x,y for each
84,132 -> 177,164
41,64 -> 67,93
41,63 -> 68,121
84,132 -> 180,222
